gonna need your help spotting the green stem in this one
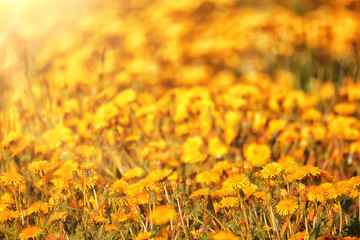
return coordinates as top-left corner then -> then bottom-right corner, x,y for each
339,201 -> 343,237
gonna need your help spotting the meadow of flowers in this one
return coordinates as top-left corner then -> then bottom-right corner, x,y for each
2,0 -> 360,239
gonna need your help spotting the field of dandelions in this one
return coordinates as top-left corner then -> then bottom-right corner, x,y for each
2,0 -> 360,239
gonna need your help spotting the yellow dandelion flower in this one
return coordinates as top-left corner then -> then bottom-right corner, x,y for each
212,160 -> 232,173
0,210 -> 19,222
286,167 -> 307,183
244,143 -> 271,167
124,134 -> 140,143
26,201 -> 50,215
48,212 -> 67,225
123,167 -> 145,180
143,169 -> 173,184
28,160 -> 51,178
277,155 -> 297,172
295,231 -> 309,240
260,162 -> 282,179
254,191 -> 266,201
135,232 -> 152,240
349,176 -> 360,190
301,165 -> 321,178
150,205 -> 176,225
0,192 -> 14,205
111,179 -> 129,195
242,184 -> 258,198
212,231 -> 239,240
104,224 -> 118,232
90,215 -> 110,224
196,171 -> 220,185
349,189 -> 359,199
189,188 -> 210,200
44,232 -> 66,239
210,187 -> 237,199
111,212 -> 134,223
327,184 -> 347,200
208,136 -> 228,158
51,177 -> 71,194
307,183 -> 332,203
276,199 -> 298,216
80,161 -> 94,173
181,150 -> 207,164
19,226 -> 43,240
219,197 -> 238,208
0,171 -> 26,188
223,174 -> 249,190
316,234 -> 338,240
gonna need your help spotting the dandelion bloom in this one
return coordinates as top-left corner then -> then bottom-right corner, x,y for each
19,226 -> 43,240
208,136 -> 228,158
211,187 -> 237,199
349,176 -> 360,190
0,210 -> 19,222
212,160 -> 232,173
123,167 -> 145,180
260,162 -> 282,179
286,167 -> 307,183
219,197 -> 238,208
26,201 -> 50,215
104,224 -> 118,232
295,231 -> 309,240
244,143 -> 271,167
320,82 -> 335,100
242,184 -> 258,197
334,102 -> 357,116
48,212 -> 67,225
111,212 -> 134,223
196,171 -> 220,185
307,183 -> 332,203
212,231 -> 239,240
276,199 -> 298,216
327,181 -> 349,199
28,160 -> 51,177
150,205 -> 176,225
223,174 -> 250,190
90,215 -> 110,224
135,232 -> 152,240
0,171 -> 26,188
181,150 -> 207,164
190,188 -> 210,200
143,169 -> 172,184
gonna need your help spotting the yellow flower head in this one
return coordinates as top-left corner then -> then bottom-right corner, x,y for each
0,210 -> 19,222
0,171 -> 26,188
104,224 -> 118,232
28,160 -> 51,178
190,188 -> 210,200
123,167 -> 145,180
276,199 -> 298,216
219,197 -> 239,208
26,201 -> 50,216
90,215 -> 110,224
196,171 -> 220,185
244,143 -> 271,167
212,231 -> 239,240
223,174 -> 250,190
295,231 -> 310,240
48,211 -> 67,225
135,232 -> 152,240
150,205 -> 176,225
260,162 -> 282,179
19,226 -> 43,240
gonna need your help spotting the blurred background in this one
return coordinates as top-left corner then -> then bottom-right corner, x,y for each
1,0 -> 360,178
